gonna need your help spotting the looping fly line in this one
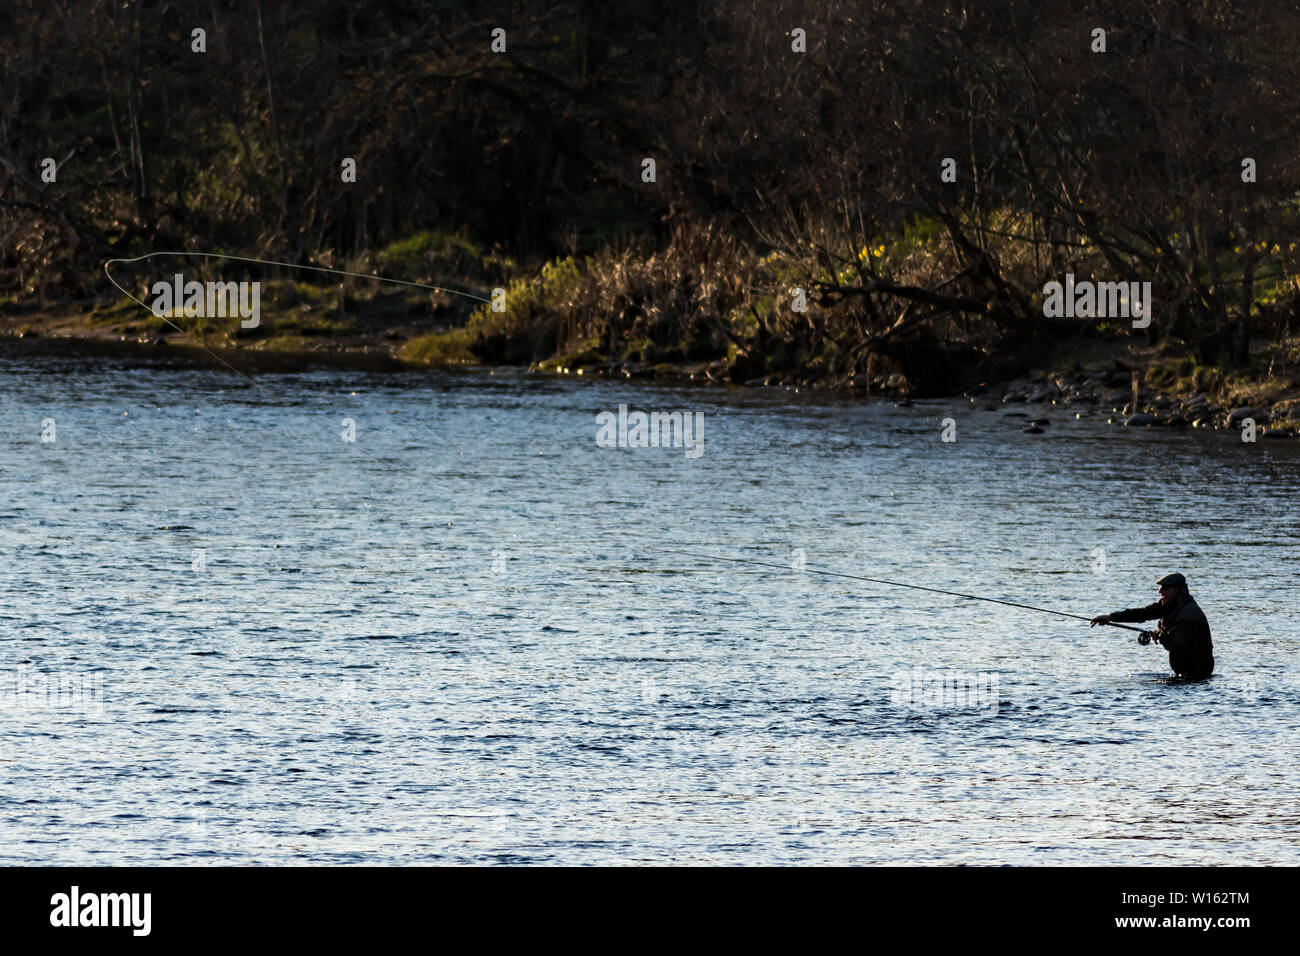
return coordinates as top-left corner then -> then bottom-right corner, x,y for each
104,250 -> 492,317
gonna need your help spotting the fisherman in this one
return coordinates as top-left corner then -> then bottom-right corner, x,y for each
1090,573 -> 1214,680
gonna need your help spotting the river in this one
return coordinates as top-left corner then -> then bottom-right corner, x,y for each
2,339 -> 1296,864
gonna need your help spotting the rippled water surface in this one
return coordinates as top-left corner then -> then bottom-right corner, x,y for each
3,340 -> 1297,864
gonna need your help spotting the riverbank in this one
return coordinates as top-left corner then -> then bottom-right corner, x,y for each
5,296 -> 1299,438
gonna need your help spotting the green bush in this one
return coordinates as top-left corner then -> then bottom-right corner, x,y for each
400,327 -> 475,365
377,231 -> 485,281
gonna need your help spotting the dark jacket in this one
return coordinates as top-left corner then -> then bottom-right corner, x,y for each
1110,591 -> 1214,679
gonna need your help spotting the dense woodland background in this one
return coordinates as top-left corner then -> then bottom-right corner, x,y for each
4,0 -> 1300,397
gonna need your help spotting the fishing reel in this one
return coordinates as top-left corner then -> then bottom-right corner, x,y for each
1138,630 -> 1155,646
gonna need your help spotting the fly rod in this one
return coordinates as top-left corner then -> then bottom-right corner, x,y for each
648,546 -> 1146,632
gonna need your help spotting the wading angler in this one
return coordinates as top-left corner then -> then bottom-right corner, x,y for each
1091,573 -> 1214,681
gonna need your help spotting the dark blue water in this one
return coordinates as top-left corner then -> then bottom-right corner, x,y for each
2,341 -> 1296,863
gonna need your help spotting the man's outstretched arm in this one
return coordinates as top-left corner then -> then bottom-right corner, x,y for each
1090,601 -> 1164,627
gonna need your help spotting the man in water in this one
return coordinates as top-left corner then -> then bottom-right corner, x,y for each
1090,573 -> 1214,680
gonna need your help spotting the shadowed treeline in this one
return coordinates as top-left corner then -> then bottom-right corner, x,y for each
4,0 -> 1300,399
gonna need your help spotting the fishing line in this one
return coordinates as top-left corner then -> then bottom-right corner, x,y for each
102,250 -> 491,481
646,545 -> 1146,632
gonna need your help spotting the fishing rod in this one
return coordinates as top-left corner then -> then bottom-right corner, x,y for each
648,546 -> 1147,633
